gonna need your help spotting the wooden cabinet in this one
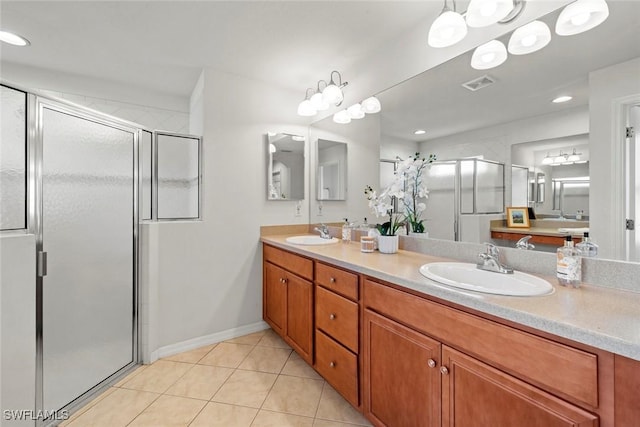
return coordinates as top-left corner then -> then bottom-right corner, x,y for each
263,244 -> 313,363
614,355 -> 640,427
363,278 -> 601,427
314,262 -> 361,407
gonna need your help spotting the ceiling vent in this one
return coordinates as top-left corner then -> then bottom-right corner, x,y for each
462,75 -> 496,91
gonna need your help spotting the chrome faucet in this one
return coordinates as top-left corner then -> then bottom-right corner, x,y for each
314,224 -> 331,239
477,243 -> 514,274
516,235 -> 535,250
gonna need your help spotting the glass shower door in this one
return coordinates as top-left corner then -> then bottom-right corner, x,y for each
40,105 -> 136,412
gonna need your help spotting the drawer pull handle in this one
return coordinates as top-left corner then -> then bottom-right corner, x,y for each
440,366 -> 449,375
329,361 -> 336,368
330,277 -> 336,283
427,359 -> 436,368
329,314 -> 336,320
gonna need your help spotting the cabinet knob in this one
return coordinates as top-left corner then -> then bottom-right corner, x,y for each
330,277 -> 336,283
279,278 -> 287,284
329,313 -> 336,320
329,361 -> 336,368
440,366 -> 449,375
427,359 -> 436,368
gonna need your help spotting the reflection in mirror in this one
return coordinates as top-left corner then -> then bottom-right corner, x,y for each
267,133 -> 305,201
317,139 -> 347,201
377,1 -> 640,259
511,165 -> 529,207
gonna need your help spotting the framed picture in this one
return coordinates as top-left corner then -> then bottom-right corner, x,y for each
506,207 -> 530,228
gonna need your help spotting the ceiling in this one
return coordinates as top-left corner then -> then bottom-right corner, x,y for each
0,1 -> 445,100
378,1 -> 640,142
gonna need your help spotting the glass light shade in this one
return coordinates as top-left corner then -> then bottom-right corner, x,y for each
508,21 -> 551,55
310,91 -> 329,111
333,110 -> 352,124
567,153 -> 580,162
428,10 -> 468,48
471,40 -> 508,70
361,96 -> 381,113
554,154 -> 567,163
297,99 -> 317,117
347,103 -> 365,119
0,30 -> 30,46
291,135 -> 305,142
269,143 -> 277,153
466,0 -> 514,28
322,84 -> 344,105
542,156 -> 554,165
556,0 -> 609,36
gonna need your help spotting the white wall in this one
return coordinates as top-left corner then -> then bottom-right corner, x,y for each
309,115 -> 381,225
0,234 -> 36,427
589,57 -> 640,259
380,135 -> 418,161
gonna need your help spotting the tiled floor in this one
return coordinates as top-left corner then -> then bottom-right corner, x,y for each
61,329 -> 372,427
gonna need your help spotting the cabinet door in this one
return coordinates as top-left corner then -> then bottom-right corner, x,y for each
442,346 -> 598,427
364,310 -> 441,427
264,262 -> 287,335
286,273 -> 313,363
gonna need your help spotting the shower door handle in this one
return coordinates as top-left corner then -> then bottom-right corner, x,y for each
37,251 -> 48,277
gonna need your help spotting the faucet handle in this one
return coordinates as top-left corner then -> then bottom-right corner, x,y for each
483,242 -> 499,256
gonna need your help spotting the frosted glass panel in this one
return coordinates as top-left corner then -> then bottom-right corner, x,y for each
42,108 -> 134,411
476,160 -> 504,213
460,160 -> 475,214
424,162 -> 456,240
0,85 -> 27,230
511,166 -> 529,207
157,133 -> 199,219
141,130 -> 152,220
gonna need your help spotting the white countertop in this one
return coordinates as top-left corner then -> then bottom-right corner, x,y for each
261,235 -> 640,361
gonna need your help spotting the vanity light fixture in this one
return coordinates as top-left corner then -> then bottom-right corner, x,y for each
414,130 -> 427,135
566,148 -> 582,162
466,0 -> 514,28
310,81 -> 330,111
556,0 -> 609,36
347,103 -> 365,119
542,149 -> 583,165
554,152 -> 568,163
297,88 -> 317,117
333,109 -> 352,124
322,71 -> 346,106
471,40 -> 508,70
508,20 -> 551,55
428,0 -> 468,48
361,96 -> 382,114
542,152 -> 554,165
0,30 -> 30,46
552,95 -> 573,103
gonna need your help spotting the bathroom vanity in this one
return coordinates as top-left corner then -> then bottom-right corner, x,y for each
261,235 -> 640,427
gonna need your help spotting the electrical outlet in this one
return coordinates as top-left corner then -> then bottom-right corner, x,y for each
317,203 -> 323,216
295,201 -> 302,217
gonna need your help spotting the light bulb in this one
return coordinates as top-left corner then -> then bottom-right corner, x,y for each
269,144 -> 277,154
466,0 -> 514,28
521,34 -> 537,47
347,103 -> 365,119
556,0 -> 609,36
508,21 -> 551,55
361,96 -> 381,114
297,99 -> 317,117
322,84 -> 343,105
471,40 -> 507,70
481,52 -> 496,63
310,92 -> 329,111
428,10 -> 468,48
542,156 -> 553,165
571,12 -> 591,27
552,95 -> 573,103
333,110 -> 351,124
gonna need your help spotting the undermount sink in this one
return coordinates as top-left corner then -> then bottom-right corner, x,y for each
419,262 -> 554,296
285,235 -> 339,245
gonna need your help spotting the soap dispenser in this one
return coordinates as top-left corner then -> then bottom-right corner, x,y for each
576,232 -> 598,257
557,235 -> 582,287
342,218 -> 352,243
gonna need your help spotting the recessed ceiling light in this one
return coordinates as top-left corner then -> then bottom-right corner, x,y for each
414,130 -> 426,135
552,95 -> 573,103
0,30 -> 30,46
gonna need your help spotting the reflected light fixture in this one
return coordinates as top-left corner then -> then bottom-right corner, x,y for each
554,152 -> 568,163
333,110 -> 352,124
297,88 -> 317,117
466,0 -> 514,28
322,71 -> 346,105
414,130 -> 427,135
556,0 -> 609,36
552,95 -> 573,103
361,96 -> 381,114
471,40 -> 508,70
508,20 -> 551,55
347,103 -> 365,119
567,149 -> 581,162
0,30 -> 30,46
310,81 -> 329,111
291,135 -> 305,142
269,144 -> 277,154
542,152 -> 554,165
428,0 -> 468,48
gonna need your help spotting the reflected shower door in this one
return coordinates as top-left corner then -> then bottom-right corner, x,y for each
41,106 -> 135,411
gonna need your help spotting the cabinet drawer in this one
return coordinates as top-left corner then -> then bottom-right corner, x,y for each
315,330 -> 359,407
264,244 -> 313,281
364,279 -> 599,408
316,262 -> 358,300
316,286 -> 359,353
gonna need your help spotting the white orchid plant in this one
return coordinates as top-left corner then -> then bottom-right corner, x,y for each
365,152 -> 436,236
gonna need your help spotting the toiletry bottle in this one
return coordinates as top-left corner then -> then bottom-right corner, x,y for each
342,218 -> 352,243
557,235 -> 582,287
576,232 -> 598,257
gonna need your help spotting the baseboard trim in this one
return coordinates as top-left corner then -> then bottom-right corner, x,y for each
148,321 -> 270,363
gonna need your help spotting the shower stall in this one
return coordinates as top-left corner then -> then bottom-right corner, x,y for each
1,83 -> 201,425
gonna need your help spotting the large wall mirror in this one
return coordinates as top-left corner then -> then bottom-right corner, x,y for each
375,1 -> 640,260
267,133 -> 305,201
317,139 -> 347,201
